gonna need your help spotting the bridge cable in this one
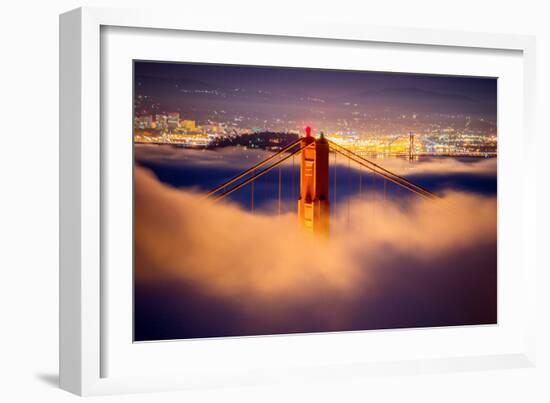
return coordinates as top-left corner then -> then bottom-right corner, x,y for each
212,142 -> 314,202
251,170 -> 254,213
330,147 -> 437,200
328,140 -> 438,199
291,153 -> 295,202
348,159 -> 351,227
372,164 -> 376,217
333,150 -> 337,215
359,163 -> 362,200
278,165 -> 282,216
205,138 -> 301,198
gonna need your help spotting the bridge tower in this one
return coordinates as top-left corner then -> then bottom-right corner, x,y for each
298,127 -> 330,235
409,131 -> 415,160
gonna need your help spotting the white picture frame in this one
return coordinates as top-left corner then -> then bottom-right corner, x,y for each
60,6 -> 537,396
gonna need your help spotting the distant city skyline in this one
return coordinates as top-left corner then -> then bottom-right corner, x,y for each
134,61 -> 497,136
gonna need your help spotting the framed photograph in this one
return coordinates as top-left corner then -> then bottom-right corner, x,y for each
60,7 -> 537,396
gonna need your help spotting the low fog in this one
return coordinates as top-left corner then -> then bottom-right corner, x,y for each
134,166 -> 497,340
135,144 -> 497,177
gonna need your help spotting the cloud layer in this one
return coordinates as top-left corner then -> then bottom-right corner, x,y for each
136,144 -> 497,177
134,166 -> 497,340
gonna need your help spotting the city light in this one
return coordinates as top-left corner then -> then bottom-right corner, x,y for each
133,111 -> 497,156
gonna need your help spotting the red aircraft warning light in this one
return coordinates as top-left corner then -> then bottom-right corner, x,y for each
305,126 -> 312,137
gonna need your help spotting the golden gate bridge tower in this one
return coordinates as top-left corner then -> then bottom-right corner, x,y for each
206,126 -> 438,237
297,126 -> 330,235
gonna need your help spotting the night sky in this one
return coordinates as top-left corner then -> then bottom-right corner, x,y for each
134,61 -> 497,125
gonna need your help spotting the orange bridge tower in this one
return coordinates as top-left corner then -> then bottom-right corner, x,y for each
297,127 -> 330,235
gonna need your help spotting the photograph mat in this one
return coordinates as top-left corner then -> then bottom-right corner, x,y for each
101,25 -> 525,379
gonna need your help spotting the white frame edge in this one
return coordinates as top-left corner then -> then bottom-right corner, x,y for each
60,8 -> 81,395
59,6 -> 537,396
60,7 -> 102,396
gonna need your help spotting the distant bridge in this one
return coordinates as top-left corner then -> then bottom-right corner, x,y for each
356,151 -> 497,158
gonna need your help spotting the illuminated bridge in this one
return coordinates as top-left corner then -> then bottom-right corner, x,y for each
206,127 -> 439,235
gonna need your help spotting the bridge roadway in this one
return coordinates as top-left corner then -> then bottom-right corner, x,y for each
356,151 -> 496,158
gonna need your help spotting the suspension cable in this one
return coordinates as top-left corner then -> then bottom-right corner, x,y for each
291,153 -> 295,201
213,141 -> 313,202
372,163 -> 376,216
359,162 -> 362,199
251,170 -> 254,213
205,138 -> 301,197
333,150 -> 337,214
330,147 -> 437,200
278,165 -> 281,216
347,156 -> 351,226
328,140 -> 438,199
